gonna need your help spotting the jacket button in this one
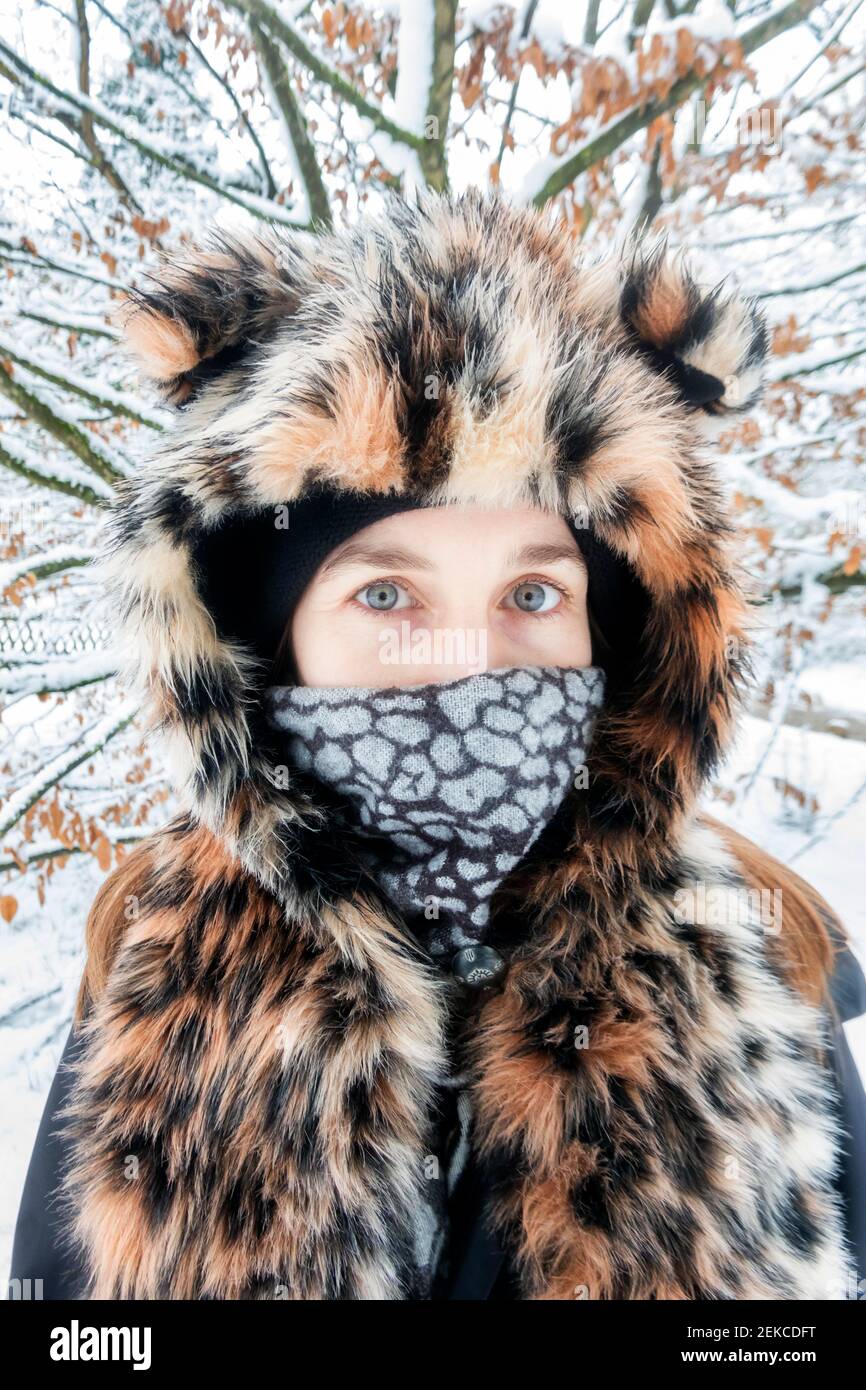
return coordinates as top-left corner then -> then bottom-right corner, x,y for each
451,945 -> 506,989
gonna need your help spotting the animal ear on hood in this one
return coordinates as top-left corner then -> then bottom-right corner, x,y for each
116,230 -> 309,405
619,239 -> 768,415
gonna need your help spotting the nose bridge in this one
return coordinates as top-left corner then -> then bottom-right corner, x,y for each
413,566 -> 490,674
433,567 -> 491,649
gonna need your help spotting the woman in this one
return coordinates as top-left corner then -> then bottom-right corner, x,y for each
10,189 -> 866,1300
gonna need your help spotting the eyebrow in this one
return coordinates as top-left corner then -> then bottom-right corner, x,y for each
320,542 -> 437,574
319,537 -> 586,576
506,542 -> 587,570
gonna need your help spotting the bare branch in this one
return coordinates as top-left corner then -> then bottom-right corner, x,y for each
794,56 -> 866,108
0,984 -> 61,1023
72,0 -> 144,213
250,17 -> 332,228
0,38 -> 313,228
778,0 -> 864,97
0,696 -> 136,841
179,23 -> 278,199
700,211 -> 862,246
0,235 -> 125,289
629,0 -> 657,49
633,133 -> 665,228
0,437 -> 110,507
223,0 -> 425,154
0,365 -> 127,485
789,770 -> 866,862
0,338 -> 166,430
11,107 -> 98,166
584,0 -> 602,45
495,0 -> 540,172
420,0 -> 459,191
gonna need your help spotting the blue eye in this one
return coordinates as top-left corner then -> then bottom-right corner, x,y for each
508,581 -> 561,613
355,580 -> 411,611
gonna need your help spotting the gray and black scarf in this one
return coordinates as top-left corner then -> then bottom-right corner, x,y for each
264,664 -> 605,956
264,663 -> 605,1295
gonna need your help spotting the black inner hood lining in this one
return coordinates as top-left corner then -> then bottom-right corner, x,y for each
189,484 -> 650,683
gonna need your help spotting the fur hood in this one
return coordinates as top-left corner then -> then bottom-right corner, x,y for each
105,187 -> 768,895
59,189 -> 851,1299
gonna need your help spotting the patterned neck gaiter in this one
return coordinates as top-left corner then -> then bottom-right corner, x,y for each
264,664 -> 606,963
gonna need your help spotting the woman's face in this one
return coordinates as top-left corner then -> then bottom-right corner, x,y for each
289,505 -> 592,687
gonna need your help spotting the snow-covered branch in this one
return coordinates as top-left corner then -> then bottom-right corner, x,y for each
0,545 -> 95,590
749,696 -> 866,742
71,0 -> 144,215
0,828 -> 149,876
0,437 -> 111,509
250,16 -> 330,228
0,235 -> 125,290
18,307 -> 118,340
522,0 -> 822,206
0,696 -> 137,841
223,0 -> 427,156
0,650 -> 118,700
0,364 -> 128,485
0,38 -> 313,229
0,338 -> 167,431
768,343 -> 866,381
758,262 -> 866,298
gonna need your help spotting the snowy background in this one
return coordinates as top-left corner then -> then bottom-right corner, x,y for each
2,0 -> 865,1274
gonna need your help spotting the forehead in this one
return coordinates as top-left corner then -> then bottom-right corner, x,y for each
316,505 -> 586,579
339,503 -> 579,540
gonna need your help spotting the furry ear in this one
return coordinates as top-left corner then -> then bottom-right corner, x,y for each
620,241 -> 768,415
117,231 -> 307,405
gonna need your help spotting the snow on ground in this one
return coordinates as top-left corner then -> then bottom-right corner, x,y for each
710,712 -> 866,1101
2,706 -> 865,1276
800,664 -> 866,716
713,715 -> 866,959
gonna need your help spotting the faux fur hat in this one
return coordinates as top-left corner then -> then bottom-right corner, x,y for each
106,187 -> 767,897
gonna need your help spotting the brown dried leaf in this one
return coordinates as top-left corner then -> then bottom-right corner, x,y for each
94,834 -> 112,872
